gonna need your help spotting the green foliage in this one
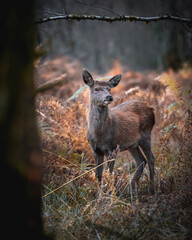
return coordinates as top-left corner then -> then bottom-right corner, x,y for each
161,123 -> 177,136
38,120 -> 57,138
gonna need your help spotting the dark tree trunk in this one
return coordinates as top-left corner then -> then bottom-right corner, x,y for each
0,1 -> 50,239
154,0 -> 188,70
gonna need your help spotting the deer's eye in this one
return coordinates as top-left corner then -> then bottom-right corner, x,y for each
94,88 -> 99,92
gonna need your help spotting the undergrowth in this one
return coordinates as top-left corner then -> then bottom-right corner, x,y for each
36,59 -> 192,240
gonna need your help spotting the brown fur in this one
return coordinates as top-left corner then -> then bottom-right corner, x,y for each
82,70 -> 155,194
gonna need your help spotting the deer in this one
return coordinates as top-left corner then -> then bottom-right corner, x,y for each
82,69 -> 155,194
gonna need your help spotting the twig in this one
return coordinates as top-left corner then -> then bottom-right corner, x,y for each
42,149 -> 86,172
42,158 -> 116,198
36,109 -> 57,124
43,10 -> 63,16
92,225 -> 102,240
35,73 -> 67,95
35,14 -> 192,25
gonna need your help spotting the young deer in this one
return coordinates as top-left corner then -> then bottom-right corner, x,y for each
82,69 -> 155,194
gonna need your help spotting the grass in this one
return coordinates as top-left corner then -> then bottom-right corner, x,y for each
42,175 -> 192,239
41,140 -> 192,239
36,62 -> 192,239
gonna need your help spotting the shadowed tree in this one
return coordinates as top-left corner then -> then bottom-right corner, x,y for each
0,1 -> 51,239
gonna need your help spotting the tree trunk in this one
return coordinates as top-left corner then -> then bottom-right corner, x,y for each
0,1 -> 50,239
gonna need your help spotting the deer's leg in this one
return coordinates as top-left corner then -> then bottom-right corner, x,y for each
129,146 -> 147,184
93,150 -> 104,182
107,150 -> 117,174
139,137 -> 155,194
107,158 -> 115,174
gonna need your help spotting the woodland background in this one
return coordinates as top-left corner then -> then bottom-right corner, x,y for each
36,0 -> 192,72
1,0 -> 192,240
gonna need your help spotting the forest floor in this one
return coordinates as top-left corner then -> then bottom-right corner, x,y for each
35,56 -> 192,240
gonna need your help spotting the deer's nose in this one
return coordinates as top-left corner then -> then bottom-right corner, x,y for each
106,95 -> 113,101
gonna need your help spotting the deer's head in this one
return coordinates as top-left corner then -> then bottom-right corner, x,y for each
82,69 -> 122,107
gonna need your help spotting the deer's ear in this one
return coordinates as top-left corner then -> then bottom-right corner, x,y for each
82,69 -> 94,87
108,74 -> 122,88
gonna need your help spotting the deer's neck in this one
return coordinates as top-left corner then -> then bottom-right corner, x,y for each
88,103 -> 109,135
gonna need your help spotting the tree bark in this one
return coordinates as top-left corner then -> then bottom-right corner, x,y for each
0,1 -> 50,239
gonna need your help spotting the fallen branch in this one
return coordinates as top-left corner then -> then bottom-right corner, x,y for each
35,73 -> 67,95
36,14 -> 192,25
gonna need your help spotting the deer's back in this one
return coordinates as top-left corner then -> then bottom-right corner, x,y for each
110,110 -> 141,147
112,100 -> 155,133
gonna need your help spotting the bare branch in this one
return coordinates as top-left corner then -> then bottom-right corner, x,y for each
35,14 -> 192,25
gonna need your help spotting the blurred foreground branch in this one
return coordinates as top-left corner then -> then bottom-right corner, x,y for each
36,14 -> 192,24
